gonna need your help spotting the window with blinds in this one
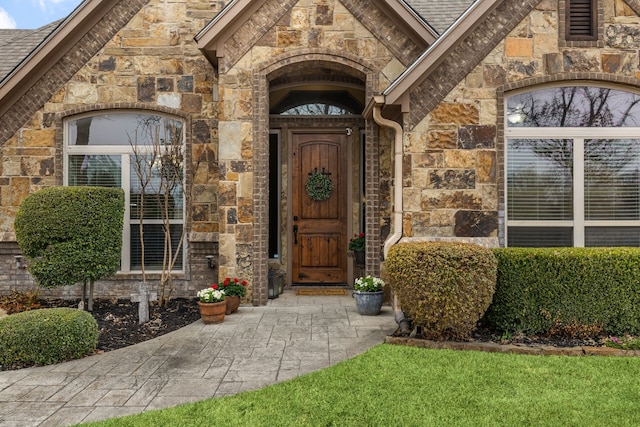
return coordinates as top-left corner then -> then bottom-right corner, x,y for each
506,85 -> 640,248
566,0 -> 597,40
65,112 -> 185,272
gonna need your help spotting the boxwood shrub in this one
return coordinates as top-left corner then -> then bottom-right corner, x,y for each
386,241 -> 497,340
0,308 -> 98,367
486,247 -> 640,336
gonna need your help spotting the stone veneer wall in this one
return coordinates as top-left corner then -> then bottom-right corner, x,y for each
0,0 -> 225,299
402,0 -> 640,247
0,0 -> 416,301
218,0 -> 413,303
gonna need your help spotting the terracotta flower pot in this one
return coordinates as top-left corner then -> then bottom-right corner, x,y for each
198,300 -> 226,324
225,295 -> 241,315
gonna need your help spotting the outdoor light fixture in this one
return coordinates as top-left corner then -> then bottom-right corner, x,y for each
14,255 -> 25,269
268,270 -> 284,299
205,255 -> 215,269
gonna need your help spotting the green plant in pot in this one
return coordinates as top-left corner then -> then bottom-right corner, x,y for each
196,285 -> 226,324
222,277 -> 247,314
353,275 -> 384,315
349,233 -> 365,267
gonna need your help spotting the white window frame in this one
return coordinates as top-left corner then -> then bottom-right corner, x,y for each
506,114 -> 640,247
63,111 -> 186,272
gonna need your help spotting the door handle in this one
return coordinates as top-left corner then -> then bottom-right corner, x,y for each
293,224 -> 298,245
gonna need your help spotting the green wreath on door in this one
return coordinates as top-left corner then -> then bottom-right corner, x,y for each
305,171 -> 333,201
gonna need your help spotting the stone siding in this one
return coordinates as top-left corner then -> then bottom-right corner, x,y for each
221,1 -> 410,302
0,0 -> 225,299
0,0 -> 415,301
403,0 -> 640,246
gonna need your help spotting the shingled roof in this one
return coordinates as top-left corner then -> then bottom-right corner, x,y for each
405,0 -> 475,34
0,21 -> 62,82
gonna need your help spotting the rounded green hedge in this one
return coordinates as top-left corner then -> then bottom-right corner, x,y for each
0,308 -> 98,367
14,186 -> 124,289
386,241 -> 497,340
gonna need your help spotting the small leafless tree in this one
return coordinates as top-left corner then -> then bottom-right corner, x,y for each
130,117 -> 190,307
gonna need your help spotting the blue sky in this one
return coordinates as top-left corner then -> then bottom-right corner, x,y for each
0,0 -> 81,29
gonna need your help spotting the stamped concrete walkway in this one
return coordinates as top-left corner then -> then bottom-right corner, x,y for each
0,291 -> 395,426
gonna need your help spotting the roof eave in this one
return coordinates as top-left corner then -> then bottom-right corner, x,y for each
195,0 -> 262,58
383,0 -> 501,105
0,0 -> 121,118
385,0 -> 439,44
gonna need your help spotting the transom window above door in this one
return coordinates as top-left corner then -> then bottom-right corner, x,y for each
271,90 -> 363,115
64,111 -> 185,272
505,85 -> 640,247
268,73 -> 365,117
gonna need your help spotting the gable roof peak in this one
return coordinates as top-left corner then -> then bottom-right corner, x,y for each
195,0 -> 439,68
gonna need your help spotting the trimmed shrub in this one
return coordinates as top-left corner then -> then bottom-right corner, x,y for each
14,186 -> 124,289
486,247 -> 640,336
386,241 -> 498,340
0,308 -> 98,367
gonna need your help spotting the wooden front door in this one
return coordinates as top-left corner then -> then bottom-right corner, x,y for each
292,132 -> 348,284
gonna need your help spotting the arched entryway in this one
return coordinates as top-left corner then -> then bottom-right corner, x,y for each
252,51 -> 379,304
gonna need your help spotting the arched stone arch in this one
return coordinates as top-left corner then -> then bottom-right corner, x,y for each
250,49 -> 381,304
496,73 -> 640,246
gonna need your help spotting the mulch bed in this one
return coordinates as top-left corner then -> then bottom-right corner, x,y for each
40,298 -> 201,352
469,321 -> 604,348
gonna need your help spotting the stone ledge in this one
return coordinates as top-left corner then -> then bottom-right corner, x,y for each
188,232 -> 219,242
385,336 -> 640,357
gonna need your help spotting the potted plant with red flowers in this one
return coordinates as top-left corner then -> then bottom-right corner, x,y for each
222,277 -> 247,314
196,284 -> 226,324
348,232 -> 365,268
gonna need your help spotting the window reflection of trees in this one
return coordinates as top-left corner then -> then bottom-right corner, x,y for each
281,103 -> 353,115
585,139 -> 640,220
69,155 -> 121,188
508,87 -> 640,221
508,86 -> 640,128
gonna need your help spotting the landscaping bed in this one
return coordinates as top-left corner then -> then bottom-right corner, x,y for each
0,297 -> 200,370
40,298 -> 201,352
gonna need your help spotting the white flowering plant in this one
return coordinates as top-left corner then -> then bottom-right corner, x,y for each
353,276 -> 384,292
197,285 -> 226,303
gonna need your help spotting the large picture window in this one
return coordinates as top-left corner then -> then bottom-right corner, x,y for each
506,86 -> 640,247
65,112 -> 185,272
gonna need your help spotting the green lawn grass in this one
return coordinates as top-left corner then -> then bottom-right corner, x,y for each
89,344 -> 640,426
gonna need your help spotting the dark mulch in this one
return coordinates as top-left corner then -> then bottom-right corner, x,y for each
40,298 -> 201,352
469,321 -> 604,348
397,319 -> 606,348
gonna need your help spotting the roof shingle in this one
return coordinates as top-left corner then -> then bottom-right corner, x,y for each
0,21 -> 62,82
405,0 -> 476,34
